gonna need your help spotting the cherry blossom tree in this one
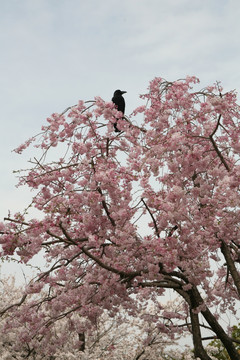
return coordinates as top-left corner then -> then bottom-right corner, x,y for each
1,76 -> 240,359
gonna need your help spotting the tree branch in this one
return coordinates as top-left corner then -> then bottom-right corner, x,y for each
209,114 -> 230,171
141,198 -> 160,237
97,186 -> 116,227
210,114 -> 222,138
81,246 -> 143,282
221,239 -> 240,296
209,136 -> 230,171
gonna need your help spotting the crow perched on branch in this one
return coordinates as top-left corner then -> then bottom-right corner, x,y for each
112,89 -> 127,132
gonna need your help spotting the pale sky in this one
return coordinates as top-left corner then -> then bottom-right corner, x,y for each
2,0 -> 240,216
1,0 -> 240,280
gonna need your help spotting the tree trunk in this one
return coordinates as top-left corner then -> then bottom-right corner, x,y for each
191,287 -> 240,360
189,309 -> 212,360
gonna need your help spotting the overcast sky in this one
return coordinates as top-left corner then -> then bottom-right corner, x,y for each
1,0 -> 240,281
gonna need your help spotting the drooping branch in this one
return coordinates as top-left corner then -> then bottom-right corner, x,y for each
209,136 -> 230,171
221,240 -> 240,296
141,198 -> 160,237
209,114 -> 230,172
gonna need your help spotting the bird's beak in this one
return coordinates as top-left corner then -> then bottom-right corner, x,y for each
121,91 -> 127,94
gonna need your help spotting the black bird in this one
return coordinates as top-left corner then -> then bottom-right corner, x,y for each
112,89 -> 127,132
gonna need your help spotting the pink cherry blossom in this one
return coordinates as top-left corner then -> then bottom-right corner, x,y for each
1,76 -> 240,359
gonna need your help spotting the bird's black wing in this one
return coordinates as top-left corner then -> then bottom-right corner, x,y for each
112,95 -> 125,114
